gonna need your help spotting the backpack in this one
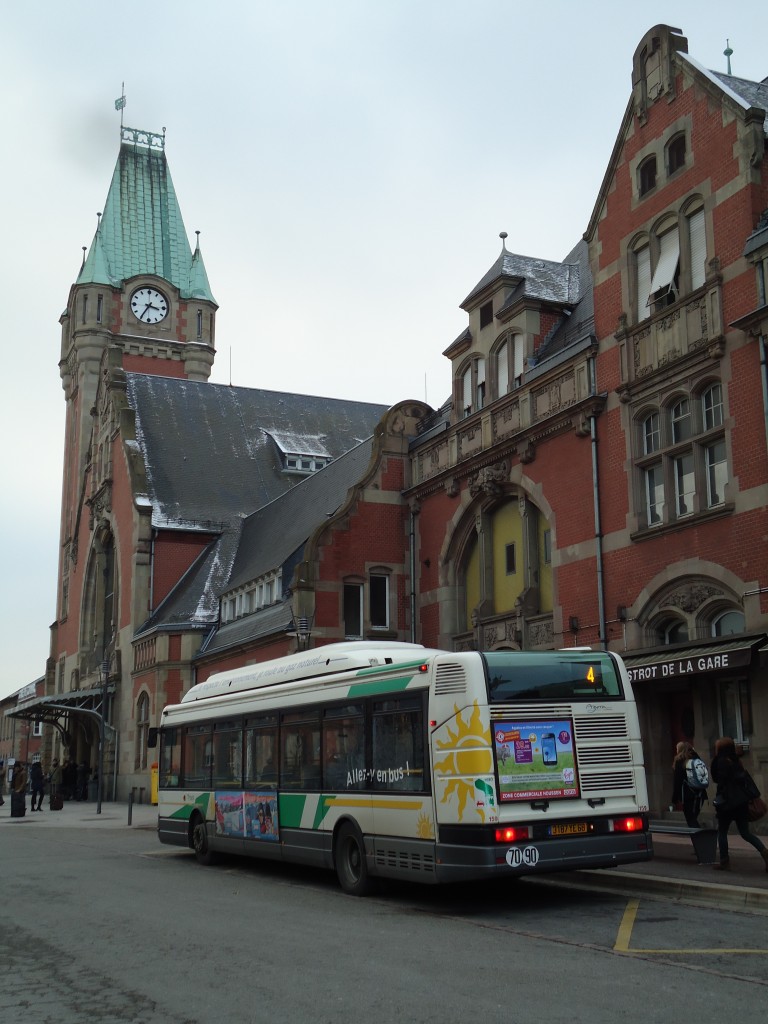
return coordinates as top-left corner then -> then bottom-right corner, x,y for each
685,757 -> 709,790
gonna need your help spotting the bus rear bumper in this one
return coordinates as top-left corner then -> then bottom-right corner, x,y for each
433,832 -> 653,884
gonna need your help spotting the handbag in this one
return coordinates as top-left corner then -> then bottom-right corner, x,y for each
747,796 -> 767,822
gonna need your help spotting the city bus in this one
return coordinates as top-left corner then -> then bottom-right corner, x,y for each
155,641 -> 652,894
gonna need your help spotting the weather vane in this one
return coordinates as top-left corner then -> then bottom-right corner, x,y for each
114,83 -> 126,128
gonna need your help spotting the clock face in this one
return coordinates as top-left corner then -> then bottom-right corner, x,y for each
130,287 -> 169,324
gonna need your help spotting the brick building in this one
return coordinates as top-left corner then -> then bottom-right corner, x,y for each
8,25 -> 768,816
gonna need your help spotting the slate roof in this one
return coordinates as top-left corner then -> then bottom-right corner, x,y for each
461,245 -> 580,311
198,438 -> 376,657
531,238 -> 595,363
78,130 -> 215,302
129,375 -> 386,637
228,436 -> 375,590
709,70 -> 768,134
126,374 -> 387,529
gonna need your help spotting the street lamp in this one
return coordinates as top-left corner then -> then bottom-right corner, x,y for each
97,658 -> 109,814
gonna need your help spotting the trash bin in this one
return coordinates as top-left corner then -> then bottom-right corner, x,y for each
150,763 -> 159,805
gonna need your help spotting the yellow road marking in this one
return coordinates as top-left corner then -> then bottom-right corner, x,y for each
614,898 -> 768,954
614,898 -> 639,951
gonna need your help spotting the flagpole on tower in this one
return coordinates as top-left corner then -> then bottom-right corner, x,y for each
115,83 -> 126,130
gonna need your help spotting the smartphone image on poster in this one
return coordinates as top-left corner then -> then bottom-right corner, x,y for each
541,733 -> 558,766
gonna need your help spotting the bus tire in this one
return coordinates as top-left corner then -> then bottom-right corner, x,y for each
334,821 -> 372,896
191,813 -> 216,866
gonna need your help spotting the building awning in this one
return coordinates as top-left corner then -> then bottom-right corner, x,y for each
622,635 -> 767,685
5,684 -> 115,725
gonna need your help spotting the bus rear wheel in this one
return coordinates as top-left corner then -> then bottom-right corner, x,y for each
191,814 -> 216,866
334,821 -> 372,896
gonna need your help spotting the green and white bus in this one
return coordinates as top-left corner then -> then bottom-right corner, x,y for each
156,641 -> 652,894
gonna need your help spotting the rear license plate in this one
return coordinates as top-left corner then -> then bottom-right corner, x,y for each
550,822 -> 588,836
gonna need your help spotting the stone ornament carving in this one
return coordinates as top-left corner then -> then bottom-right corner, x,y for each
665,583 -> 722,614
468,461 -> 509,498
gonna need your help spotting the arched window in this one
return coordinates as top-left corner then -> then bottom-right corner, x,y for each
666,133 -> 686,175
136,692 -> 150,771
496,335 -> 524,397
711,611 -> 745,637
639,155 -> 657,196
656,618 -> 688,645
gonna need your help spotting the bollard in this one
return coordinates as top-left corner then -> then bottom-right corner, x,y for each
128,790 -> 133,826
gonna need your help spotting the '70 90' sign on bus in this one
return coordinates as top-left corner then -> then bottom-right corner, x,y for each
494,719 -> 579,801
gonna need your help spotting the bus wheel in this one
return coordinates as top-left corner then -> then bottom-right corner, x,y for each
334,821 -> 372,896
191,814 -> 216,866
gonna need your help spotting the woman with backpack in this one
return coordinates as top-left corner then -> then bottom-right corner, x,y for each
671,741 -> 705,828
710,736 -> 768,872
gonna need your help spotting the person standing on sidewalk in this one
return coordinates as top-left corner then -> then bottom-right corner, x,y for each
710,736 -> 768,872
11,760 -> 28,816
30,760 -> 45,811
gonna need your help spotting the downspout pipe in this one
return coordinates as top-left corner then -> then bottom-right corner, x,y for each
588,355 -> 607,649
760,336 -> 768,459
409,509 -> 417,644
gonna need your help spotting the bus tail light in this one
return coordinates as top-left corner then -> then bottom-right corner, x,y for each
495,826 -> 532,843
611,816 -> 644,833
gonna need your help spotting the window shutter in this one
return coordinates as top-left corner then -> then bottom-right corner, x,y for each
636,246 -> 651,314
648,228 -> 680,297
513,336 -> 524,384
688,208 -> 706,290
498,341 -> 509,397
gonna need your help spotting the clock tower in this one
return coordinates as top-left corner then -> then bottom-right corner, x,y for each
59,125 -> 217,497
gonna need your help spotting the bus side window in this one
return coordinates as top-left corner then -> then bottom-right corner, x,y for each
244,718 -> 278,788
372,698 -> 425,792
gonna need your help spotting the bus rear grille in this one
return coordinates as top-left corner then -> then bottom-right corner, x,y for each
579,771 -> 635,792
375,848 -> 436,874
573,715 -> 628,739
434,663 -> 467,696
576,745 -> 632,766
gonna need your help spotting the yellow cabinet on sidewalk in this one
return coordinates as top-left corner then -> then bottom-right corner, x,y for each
150,763 -> 158,805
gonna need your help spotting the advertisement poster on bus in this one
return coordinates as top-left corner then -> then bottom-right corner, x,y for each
494,720 -> 578,801
214,791 -> 279,840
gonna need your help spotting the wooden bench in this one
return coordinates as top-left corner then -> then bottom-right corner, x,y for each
649,822 -> 718,864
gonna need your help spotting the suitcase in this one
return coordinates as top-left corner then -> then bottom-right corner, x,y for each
50,793 -> 64,811
11,792 -> 26,817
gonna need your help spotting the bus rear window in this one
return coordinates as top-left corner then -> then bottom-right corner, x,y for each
483,652 -> 623,702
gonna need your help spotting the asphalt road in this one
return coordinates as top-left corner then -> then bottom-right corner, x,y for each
1,810 -> 767,1023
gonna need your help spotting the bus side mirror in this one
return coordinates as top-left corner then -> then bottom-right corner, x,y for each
147,727 -> 158,749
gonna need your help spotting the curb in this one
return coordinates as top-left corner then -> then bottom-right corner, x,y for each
541,868 -> 768,913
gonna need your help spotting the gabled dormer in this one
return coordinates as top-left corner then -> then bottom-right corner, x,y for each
444,234 -> 581,423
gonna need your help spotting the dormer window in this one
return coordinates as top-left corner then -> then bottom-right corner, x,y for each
267,430 -> 332,475
221,570 -> 282,622
479,301 -> 493,329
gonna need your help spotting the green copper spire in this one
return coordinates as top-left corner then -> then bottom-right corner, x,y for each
78,127 -> 216,303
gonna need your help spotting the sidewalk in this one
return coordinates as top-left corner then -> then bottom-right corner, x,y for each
3,798 -> 767,911
0,797 -> 158,830
562,831 -> 768,912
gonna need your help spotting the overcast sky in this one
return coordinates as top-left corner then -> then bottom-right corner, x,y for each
1,1 -> 765,700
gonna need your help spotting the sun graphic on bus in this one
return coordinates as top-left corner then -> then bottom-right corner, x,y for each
416,810 -> 435,839
433,702 -> 496,823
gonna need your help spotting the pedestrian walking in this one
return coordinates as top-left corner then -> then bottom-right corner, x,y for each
671,741 -> 707,827
710,736 -> 768,872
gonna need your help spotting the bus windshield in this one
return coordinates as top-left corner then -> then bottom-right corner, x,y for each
483,651 -> 624,702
